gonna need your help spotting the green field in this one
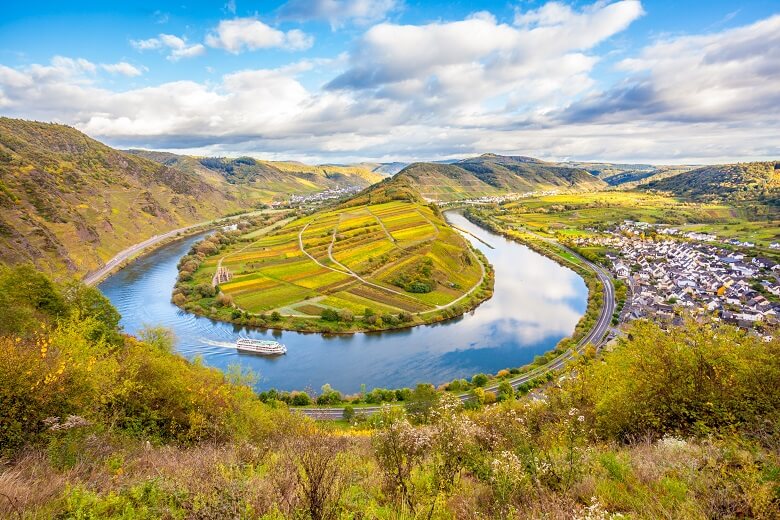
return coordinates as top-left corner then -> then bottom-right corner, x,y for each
491,191 -> 780,246
184,200 -> 488,331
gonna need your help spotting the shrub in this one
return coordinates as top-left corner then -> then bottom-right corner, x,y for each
471,373 -> 489,387
291,392 -> 312,406
321,309 -> 339,321
587,319 -> 780,440
216,292 -> 233,307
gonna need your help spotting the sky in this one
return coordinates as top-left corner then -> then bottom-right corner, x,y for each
1,0 -> 779,164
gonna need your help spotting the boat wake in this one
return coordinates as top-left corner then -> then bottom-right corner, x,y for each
200,338 -> 236,349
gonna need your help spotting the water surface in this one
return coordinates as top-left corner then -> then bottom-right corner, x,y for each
99,211 -> 587,393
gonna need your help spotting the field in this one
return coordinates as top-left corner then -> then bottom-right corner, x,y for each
188,200 -> 487,330
493,191 -> 780,246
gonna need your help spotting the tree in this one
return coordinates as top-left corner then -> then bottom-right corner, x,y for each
471,373 -> 489,387
497,380 -> 514,402
216,291 -> 233,307
321,308 -> 339,321
138,326 -> 175,352
405,384 -> 440,424
291,392 -> 312,406
63,282 -> 121,344
317,384 -> 342,405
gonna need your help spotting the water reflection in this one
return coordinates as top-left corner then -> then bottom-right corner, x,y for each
99,211 -> 587,393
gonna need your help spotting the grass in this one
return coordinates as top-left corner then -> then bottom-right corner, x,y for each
183,200 -> 489,332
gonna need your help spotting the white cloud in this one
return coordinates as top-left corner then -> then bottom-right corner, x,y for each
131,33 -> 205,61
1,4 -> 778,165
130,38 -> 162,51
327,0 -> 643,120
205,18 -> 313,53
562,14 -> 780,125
101,62 -> 144,77
278,0 -> 399,28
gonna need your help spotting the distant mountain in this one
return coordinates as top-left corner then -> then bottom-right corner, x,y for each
561,161 -> 656,177
371,162 -> 409,175
128,151 -> 384,198
395,153 -> 606,201
640,161 -> 780,202
601,166 -> 695,187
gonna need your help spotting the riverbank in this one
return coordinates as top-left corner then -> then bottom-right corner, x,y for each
83,210 -> 283,287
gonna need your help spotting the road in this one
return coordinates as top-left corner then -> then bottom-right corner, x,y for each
296,231 -> 616,420
83,210 -> 271,287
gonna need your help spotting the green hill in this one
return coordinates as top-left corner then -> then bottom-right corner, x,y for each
0,118 -> 254,278
396,153 -> 607,201
128,150 -> 384,201
641,161 -> 780,202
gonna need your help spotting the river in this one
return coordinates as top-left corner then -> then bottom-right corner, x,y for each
98,211 -> 587,394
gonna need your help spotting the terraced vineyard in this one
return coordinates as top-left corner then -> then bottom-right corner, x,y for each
185,200 -> 492,331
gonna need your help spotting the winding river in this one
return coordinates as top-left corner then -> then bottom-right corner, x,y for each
99,212 -> 587,394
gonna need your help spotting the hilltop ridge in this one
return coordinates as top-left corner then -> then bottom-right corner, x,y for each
394,153 -> 607,201
641,161 -> 780,202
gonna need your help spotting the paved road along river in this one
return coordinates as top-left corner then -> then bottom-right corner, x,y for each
98,211 -> 588,394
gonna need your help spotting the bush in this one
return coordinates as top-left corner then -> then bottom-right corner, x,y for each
0,269 -> 289,456
321,309 -> 339,321
587,319 -> 780,440
471,373 -> 489,387
291,392 -> 312,406
216,292 -> 233,307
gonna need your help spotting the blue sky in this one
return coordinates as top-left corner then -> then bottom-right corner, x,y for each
1,1 -> 778,163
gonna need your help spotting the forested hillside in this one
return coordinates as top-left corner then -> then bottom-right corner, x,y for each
1,264 -> 778,518
0,119 -> 251,278
397,153 -> 606,201
642,161 -> 780,202
129,150 -> 383,201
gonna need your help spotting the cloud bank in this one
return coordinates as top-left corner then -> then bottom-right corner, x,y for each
0,2 -> 778,164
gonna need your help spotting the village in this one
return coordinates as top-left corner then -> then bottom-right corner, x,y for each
572,221 -> 780,336
285,185 -> 364,206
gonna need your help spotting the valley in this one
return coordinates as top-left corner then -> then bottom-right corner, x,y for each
3,4 -> 780,517
0,118 -> 381,280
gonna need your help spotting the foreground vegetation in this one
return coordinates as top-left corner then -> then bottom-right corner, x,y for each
1,265 -> 778,518
174,199 -> 492,332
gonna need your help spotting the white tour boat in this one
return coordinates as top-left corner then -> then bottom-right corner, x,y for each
235,337 -> 287,355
